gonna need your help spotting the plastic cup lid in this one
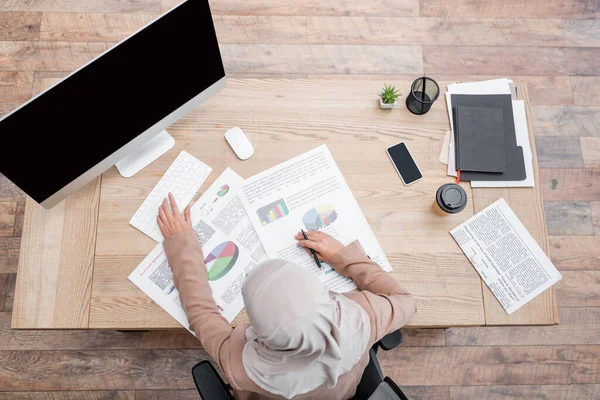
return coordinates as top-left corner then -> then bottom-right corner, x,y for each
436,184 -> 467,213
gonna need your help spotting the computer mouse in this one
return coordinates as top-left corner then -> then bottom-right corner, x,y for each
225,127 -> 254,160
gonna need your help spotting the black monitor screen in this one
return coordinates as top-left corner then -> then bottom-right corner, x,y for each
0,0 -> 225,203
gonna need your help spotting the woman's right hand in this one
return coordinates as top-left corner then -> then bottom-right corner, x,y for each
295,230 -> 345,263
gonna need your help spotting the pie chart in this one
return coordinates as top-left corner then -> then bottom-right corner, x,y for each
303,204 -> 338,230
204,241 -> 239,281
217,185 -> 229,197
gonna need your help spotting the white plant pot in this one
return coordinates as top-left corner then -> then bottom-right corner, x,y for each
379,97 -> 398,109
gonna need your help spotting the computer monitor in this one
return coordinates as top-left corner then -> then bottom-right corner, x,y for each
0,0 -> 225,209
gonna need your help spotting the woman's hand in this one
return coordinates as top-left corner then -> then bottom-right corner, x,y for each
157,192 -> 192,239
295,230 -> 345,263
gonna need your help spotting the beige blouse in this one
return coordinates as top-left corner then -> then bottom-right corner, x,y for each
164,230 -> 417,400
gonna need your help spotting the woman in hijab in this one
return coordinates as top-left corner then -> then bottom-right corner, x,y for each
158,194 -> 417,400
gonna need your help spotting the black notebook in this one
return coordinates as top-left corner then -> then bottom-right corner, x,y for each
454,105 -> 505,173
450,94 -> 526,182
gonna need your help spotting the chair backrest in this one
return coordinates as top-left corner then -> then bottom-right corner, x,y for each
367,378 -> 409,400
191,361 -> 234,400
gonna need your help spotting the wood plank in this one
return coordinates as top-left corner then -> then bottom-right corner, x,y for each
220,44 -> 423,74
40,12 -> 157,42
531,106 -> 600,137
0,201 -> 16,236
449,385 -> 600,400
446,324 -> 600,346
11,178 -> 101,329
556,271 -> 600,307
0,274 -> 6,311
544,201 -> 594,235
0,12 -> 41,40
377,345 -> 600,386
473,84 -> 557,326
549,236 -> 600,270
592,201 -> 600,235
214,15 -> 306,44
307,17 -> 565,46
402,329 -> 446,347
558,307 -> 600,324
401,387 -> 450,400
420,0 -> 600,19
564,20 -> 600,47
540,168 -> 600,201
581,137 -> 600,167
571,77 -> 600,105
535,136 -> 584,168
140,330 -> 200,349
0,392 -> 135,400
303,0 -> 419,17
3,273 -> 15,312
423,46 -> 600,76
12,201 -> 24,237
0,349 -> 210,390
0,41 -> 111,71
0,312 -> 139,350
0,237 -> 20,273
0,71 -> 34,100
198,0 -> 419,16
135,390 -> 201,400
0,0 -> 160,13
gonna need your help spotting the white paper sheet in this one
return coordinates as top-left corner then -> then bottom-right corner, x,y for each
239,145 -> 392,293
439,130 -> 450,165
128,168 -> 267,331
450,198 -> 562,315
471,100 -> 535,187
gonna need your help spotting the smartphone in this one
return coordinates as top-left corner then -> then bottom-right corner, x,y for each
386,142 -> 423,185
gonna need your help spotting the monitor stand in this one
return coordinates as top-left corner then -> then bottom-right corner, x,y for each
115,130 -> 175,178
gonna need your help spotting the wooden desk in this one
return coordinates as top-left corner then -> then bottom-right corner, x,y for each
12,79 -> 558,329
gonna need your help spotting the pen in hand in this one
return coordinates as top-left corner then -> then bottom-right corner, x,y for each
301,229 -> 322,269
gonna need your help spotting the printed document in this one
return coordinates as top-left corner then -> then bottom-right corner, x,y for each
129,168 -> 267,331
239,145 -> 392,293
450,198 -> 562,315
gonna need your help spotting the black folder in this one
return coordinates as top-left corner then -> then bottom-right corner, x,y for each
451,94 -> 526,182
454,105 -> 505,173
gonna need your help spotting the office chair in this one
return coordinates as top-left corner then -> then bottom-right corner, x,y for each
191,329 -> 408,400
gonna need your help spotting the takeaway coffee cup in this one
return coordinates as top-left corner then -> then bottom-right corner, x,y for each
432,183 -> 467,216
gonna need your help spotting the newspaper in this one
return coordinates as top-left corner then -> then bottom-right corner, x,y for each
450,198 -> 562,315
128,168 -> 267,331
239,145 -> 392,293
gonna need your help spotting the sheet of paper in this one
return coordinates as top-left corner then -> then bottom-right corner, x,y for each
239,145 -> 392,293
446,112 -> 458,177
439,130 -> 450,165
450,198 -> 562,315
471,100 -> 534,187
129,168 -> 267,331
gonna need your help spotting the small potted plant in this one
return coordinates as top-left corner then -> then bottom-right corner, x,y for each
379,84 -> 401,110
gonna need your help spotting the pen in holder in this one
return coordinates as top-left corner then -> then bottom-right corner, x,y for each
406,76 -> 440,115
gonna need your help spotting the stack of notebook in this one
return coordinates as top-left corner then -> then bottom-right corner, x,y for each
441,78 -> 534,187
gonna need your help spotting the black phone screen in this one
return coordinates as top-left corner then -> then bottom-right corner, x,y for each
387,142 -> 423,185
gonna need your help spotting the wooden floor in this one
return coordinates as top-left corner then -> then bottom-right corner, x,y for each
0,0 -> 599,398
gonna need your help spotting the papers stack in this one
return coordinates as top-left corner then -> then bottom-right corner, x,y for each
440,78 -> 535,187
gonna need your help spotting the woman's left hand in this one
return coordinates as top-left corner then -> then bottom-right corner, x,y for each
157,192 -> 192,239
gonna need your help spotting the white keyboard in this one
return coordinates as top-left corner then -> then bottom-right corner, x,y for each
130,151 -> 212,242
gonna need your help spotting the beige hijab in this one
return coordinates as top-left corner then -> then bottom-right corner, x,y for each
241,259 -> 370,399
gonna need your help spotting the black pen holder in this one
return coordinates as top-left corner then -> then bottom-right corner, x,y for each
406,76 -> 440,115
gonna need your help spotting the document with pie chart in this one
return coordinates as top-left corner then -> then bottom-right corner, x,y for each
240,145 -> 392,294
129,168 -> 265,333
